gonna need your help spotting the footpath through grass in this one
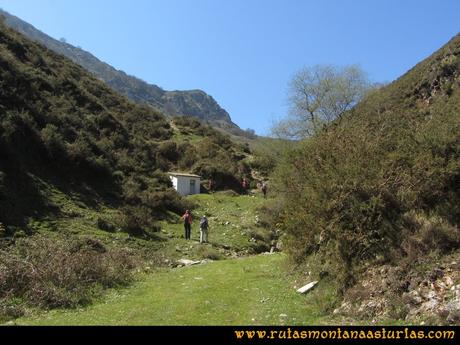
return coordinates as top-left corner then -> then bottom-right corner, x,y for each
17,254 -> 328,325
155,192 -> 270,261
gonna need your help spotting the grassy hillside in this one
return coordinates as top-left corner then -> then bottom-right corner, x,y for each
268,34 -> 460,323
0,20 -> 251,235
155,193 -> 272,261
0,21 -> 261,321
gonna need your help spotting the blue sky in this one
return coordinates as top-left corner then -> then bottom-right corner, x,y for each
1,0 -> 459,135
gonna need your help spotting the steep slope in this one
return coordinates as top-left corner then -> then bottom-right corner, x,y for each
0,21 -> 251,235
0,9 -> 247,137
269,34 -> 460,322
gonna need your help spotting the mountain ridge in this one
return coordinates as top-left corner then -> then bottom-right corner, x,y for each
0,9 -> 248,137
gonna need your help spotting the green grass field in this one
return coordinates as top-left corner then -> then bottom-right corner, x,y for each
16,254 -> 328,325
156,192 -> 271,258
6,190 -> 338,326
23,180 -> 271,261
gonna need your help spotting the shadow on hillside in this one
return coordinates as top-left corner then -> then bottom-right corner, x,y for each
0,165 -> 58,234
0,156 -> 122,235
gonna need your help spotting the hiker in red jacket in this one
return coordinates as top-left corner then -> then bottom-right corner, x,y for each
181,210 -> 193,240
242,177 -> 248,190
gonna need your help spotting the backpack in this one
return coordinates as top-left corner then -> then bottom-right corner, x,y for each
200,218 -> 208,229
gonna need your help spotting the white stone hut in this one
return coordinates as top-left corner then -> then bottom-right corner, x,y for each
168,172 -> 201,196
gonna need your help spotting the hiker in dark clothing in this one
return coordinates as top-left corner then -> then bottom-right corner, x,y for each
199,215 -> 209,244
181,210 -> 193,240
261,182 -> 268,199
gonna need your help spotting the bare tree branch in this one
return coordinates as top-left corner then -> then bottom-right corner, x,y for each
273,64 -> 372,139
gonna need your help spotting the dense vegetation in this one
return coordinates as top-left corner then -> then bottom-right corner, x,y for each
0,20 -> 173,234
0,21 -> 256,320
0,235 -> 136,320
0,21 -> 251,235
270,34 -> 460,291
171,116 -> 252,190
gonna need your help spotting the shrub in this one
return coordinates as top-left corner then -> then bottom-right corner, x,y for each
0,299 -> 25,322
249,240 -> 270,254
158,141 -> 179,162
116,206 -> 149,237
195,138 -> 221,159
193,162 -> 242,192
40,124 -> 66,159
217,190 -> 239,197
96,218 -> 116,233
248,228 -> 272,244
419,217 -> 460,253
173,116 -> 202,130
197,246 -> 222,260
401,213 -> 460,257
122,176 -> 143,203
310,277 -> 339,315
177,144 -> 198,170
387,295 -> 410,321
158,190 -> 191,214
0,235 -> 137,318
249,154 -> 277,176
